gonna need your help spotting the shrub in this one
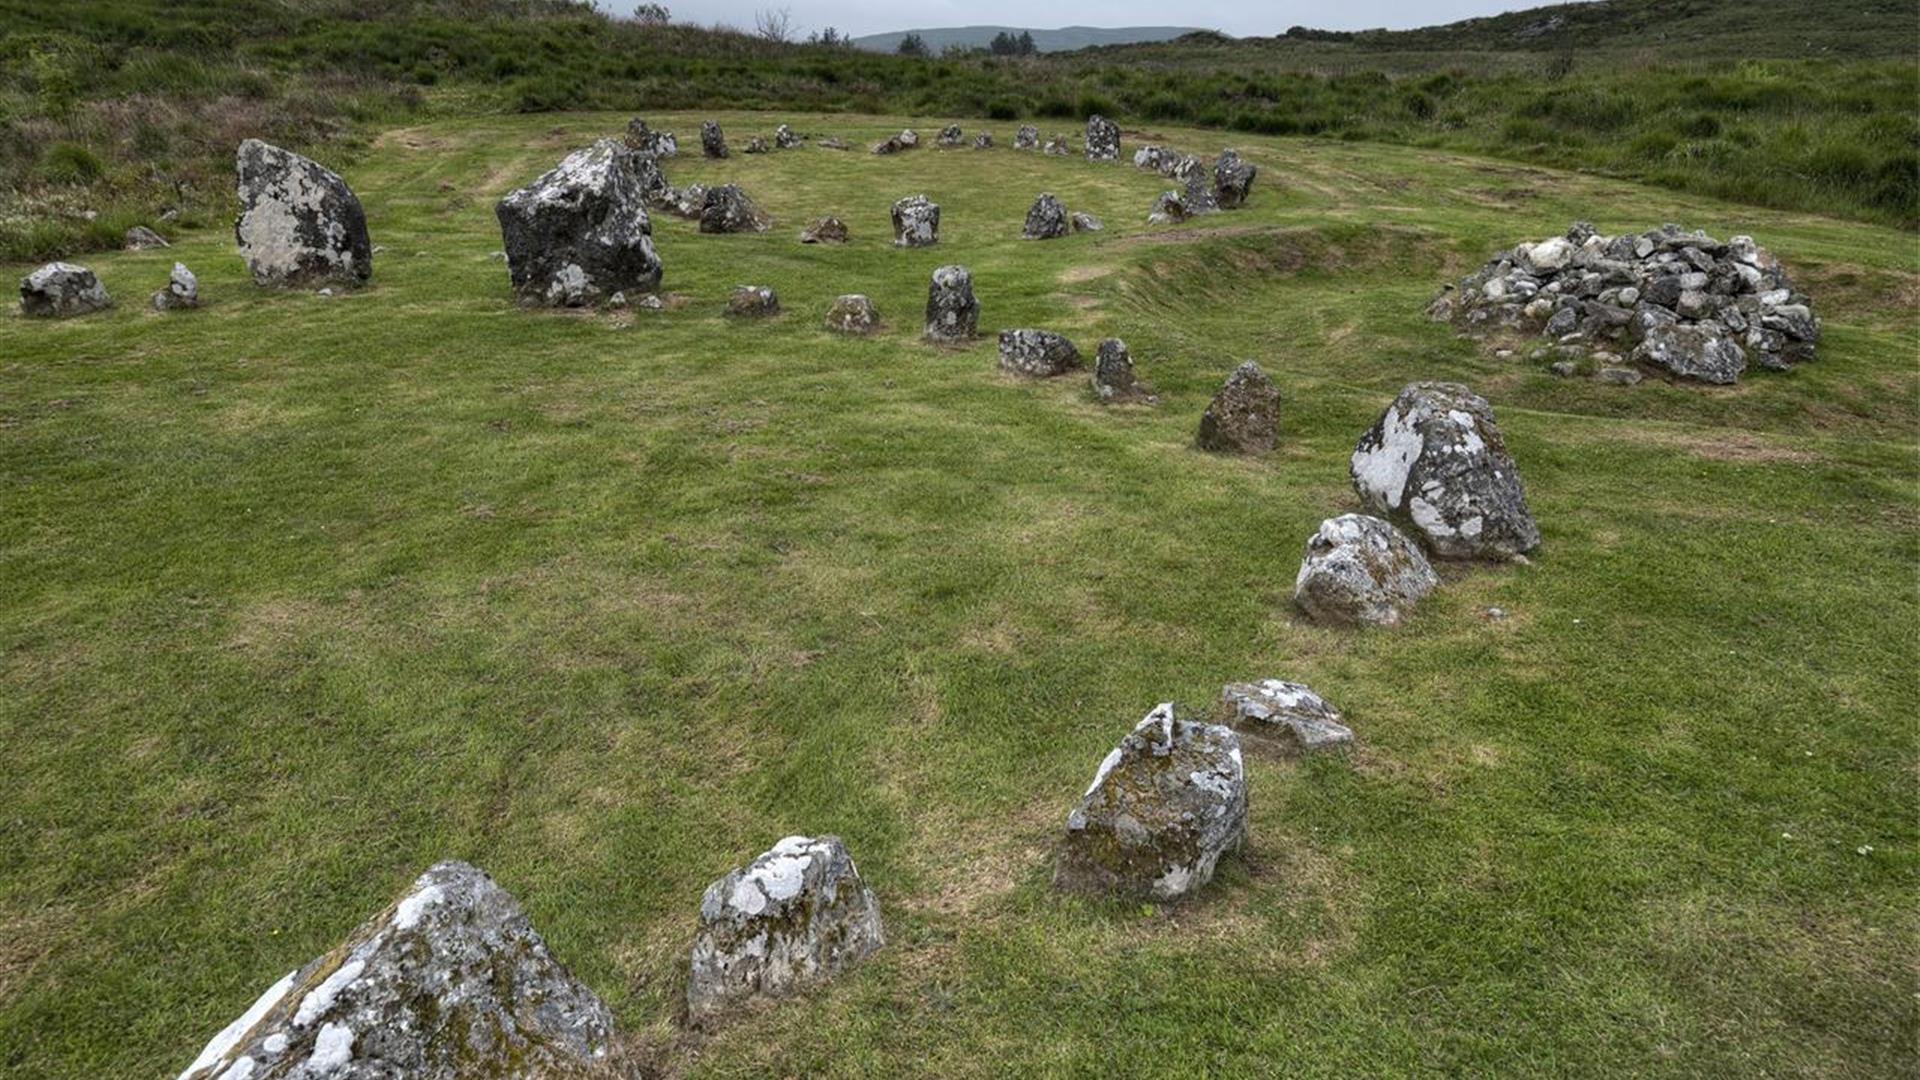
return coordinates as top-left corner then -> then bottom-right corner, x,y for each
40,141 -> 104,183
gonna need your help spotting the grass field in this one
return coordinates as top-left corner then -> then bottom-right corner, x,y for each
1,111 -> 1915,1077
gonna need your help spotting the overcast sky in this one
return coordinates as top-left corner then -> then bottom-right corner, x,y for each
608,1 -> 1580,38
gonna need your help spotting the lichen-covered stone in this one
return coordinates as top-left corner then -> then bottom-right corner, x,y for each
624,118 -> 677,157
20,262 -> 110,317
741,135 -> 770,154
924,264 -> 977,343
1055,704 -> 1247,901
496,139 -> 662,306
936,124 -> 964,147
800,216 -> 848,244
1214,148 -> 1257,208
1630,321 -> 1747,384
825,294 -> 880,334
871,129 -> 920,155
774,123 -> 803,149
698,184 -> 771,234
1293,514 -> 1439,627
700,120 -> 728,158
1043,134 -> 1072,156
1195,361 -> 1280,454
125,225 -> 169,250
234,139 -> 371,288
1219,680 -> 1352,754
1071,211 -> 1103,233
726,284 -> 779,317
687,836 -> 883,1026
1013,125 -> 1040,150
176,861 -> 614,1080
998,329 -> 1081,377
1092,338 -> 1153,403
1022,193 -> 1069,240
151,262 -> 198,311
1084,115 -> 1120,161
1349,382 -> 1540,560
892,194 -> 940,248
971,133 -> 994,149
1147,190 -> 1189,226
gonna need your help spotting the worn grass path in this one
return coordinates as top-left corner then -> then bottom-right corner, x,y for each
1,111 -> 1915,1077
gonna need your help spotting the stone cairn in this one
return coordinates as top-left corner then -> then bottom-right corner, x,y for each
234,138 -> 372,288
19,262 -> 111,317
1428,222 -> 1820,384
892,194 -> 940,247
925,265 -> 978,343
701,119 -> 728,158
496,139 -> 662,306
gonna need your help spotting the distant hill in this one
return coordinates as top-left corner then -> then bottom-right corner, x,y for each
851,25 -> 1212,54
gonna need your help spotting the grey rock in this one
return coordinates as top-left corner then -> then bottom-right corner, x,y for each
972,133 -> 994,149
1014,125 -> 1040,150
1181,172 -> 1221,215
1147,191 -> 1189,226
1549,359 -> 1579,377
1022,193 -> 1070,240
701,119 -> 728,158
20,262 -> 110,317
871,129 -> 920,155
698,184 -> 771,234
1293,513 -> 1439,628
924,265 -> 977,343
687,836 -> 883,1026
1631,322 -> 1746,384
1071,211 -> 1103,233
825,294 -> 880,335
741,135 -> 770,154
150,262 -> 198,311
935,124 -> 964,147
799,216 -> 848,244
1596,365 -> 1643,386
234,139 -> 371,288
496,139 -> 661,306
1084,114 -> 1120,161
125,225 -> 169,250
774,123 -> 803,149
625,117 -> 678,157
1092,338 -> 1152,402
1219,680 -> 1352,753
1213,149 -> 1257,208
1350,382 -> 1540,560
1195,361 -> 1280,454
1544,305 -> 1579,338
892,194 -> 940,247
817,136 -> 850,151
998,329 -> 1081,377
1054,704 -> 1247,901
726,284 -> 779,317
1043,134 -> 1072,156
176,861 -> 614,1080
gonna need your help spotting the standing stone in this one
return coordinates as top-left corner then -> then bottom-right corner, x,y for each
1092,338 -> 1153,403
1631,321 -> 1747,385
1349,382 -> 1540,560
1147,191 -> 1189,226
701,120 -> 728,158
998,329 -> 1082,377
825,294 -> 880,335
19,262 -> 110,317
972,133 -> 994,149
234,139 -> 372,288
774,123 -> 803,149
1022,193 -> 1070,240
496,139 -> 662,306
892,194 -> 940,248
150,262 -> 199,311
687,836 -> 884,1027
1182,171 -> 1221,215
726,284 -> 779,317
1293,514 -> 1439,627
175,861 -> 614,1080
936,124 -> 964,147
800,216 -> 848,244
1013,125 -> 1040,150
1219,680 -> 1352,754
124,225 -> 169,250
1084,114 -> 1120,162
1195,361 -> 1280,454
698,184 -> 771,234
1214,149 -> 1257,208
1055,704 -> 1247,901
924,265 -> 977,343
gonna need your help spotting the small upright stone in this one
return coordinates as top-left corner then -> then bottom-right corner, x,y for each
150,262 -> 198,311
1055,704 -> 1247,901
20,262 -> 110,317
1084,114 -> 1120,161
936,124 -> 964,147
1022,193 -> 1070,240
1219,680 -> 1352,754
998,329 -> 1081,377
1092,338 -> 1153,403
1071,211 -> 1103,233
1195,361 -> 1280,454
726,284 -> 779,317
800,216 -> 848,244
1214,149 -> 1257,208
924,265 -> 977,343
774,123 -> 803,149
687,836 -> 884,1027
1043,134 -> 1072,156
124,225 -> 168,250
825,294 -> 880,335
699,184 -> 771,234
742,135 -> 770,154
1014,125 -> 1040,150
496,139 -> 662,306
892,194 -> 940,247
972,133 -> 994,149
701,119 -> 728,158
1293,514 -> 1439,628
234,139 -> 372,288
624,117 -> 677,156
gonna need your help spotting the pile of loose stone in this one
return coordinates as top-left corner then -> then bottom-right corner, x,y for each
1429,221 -> 1821,385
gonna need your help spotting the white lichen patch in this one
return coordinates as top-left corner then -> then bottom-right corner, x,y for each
306,1023 -> 355,1073
292,958 -> 364,1028
1350,406 -> 1422,508
177,970 -> 296,1080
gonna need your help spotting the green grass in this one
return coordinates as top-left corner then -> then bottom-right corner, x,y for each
1,111 -> 1915,1078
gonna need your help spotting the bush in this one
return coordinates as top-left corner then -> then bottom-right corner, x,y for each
40,141 -> 104,183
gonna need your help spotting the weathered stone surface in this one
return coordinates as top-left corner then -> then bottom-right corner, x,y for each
1181,171 -> 1221,215
971,133 -> 994,149
1055,704 -> 1247,901
1219,680 -> 1352,753
1630,321 -> 1747,384
935,124 -> 964,147
700,120 -> 728,158
1214,149 -> 1257,208
774,123 -> 803,149
1043,134 -> 1072,156
20,262 -> 110,317
1084,114 -> 1120,161
825,294 -> 879,335
1022,193 -> 1070,240
234,139 -> 371,288
125,225 -> 169,250
698,184 -> 771,234
1013,125 -> 1040,150
150,262 -> 198,311
1350,382 -> 1539,560
998,329 -> 1081,377
496,139 -> 662,306
817,136 -> 850,151
1147,191 -> 1189,226
624,118 -> 677,157
176,861 -> 614,1080
741,135 -> 770,154
924,264 -> 977,343
1071,211 -> 1103,233
800,216 -> 848,244
1596,364 -> 1644,386
687,836 -> 883,1026
892,194 -> 940,247
726,284 -> 779,317
656,182 -> 707,221
871,129 -> 920,155
1293,514 -> 1439,627
1195,361 -> 1280,454
1092,338 -> 1153,402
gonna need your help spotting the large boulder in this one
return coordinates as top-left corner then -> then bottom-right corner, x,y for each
1092,338 -> 1152,403
1084,115 -> 1120,161
496,139 -> 662,307
698,184 -> 771,234
1055,704 -> 1247,901
924,264 -> 978,343
687,835 -> 884,1026
700,120 -> 728,158
998,329 -> 1081,377
892,194 -> 940,248
825,294 -> 880,335
150,262 -> 198,311
1219,680 -> 1352,754
1349,382 -> 1540,560
1214,149 -> 1257,208
1195,361 -> 1280,454
1293,514 -> 1439,628
19,262 -> 110,317
176,861 -> 614,1080
1631,321 -> 1747,384
234,139 -> 372,288
1022,193 -> 1070,240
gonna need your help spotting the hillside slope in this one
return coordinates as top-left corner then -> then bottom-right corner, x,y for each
850,25 -> 1208,54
